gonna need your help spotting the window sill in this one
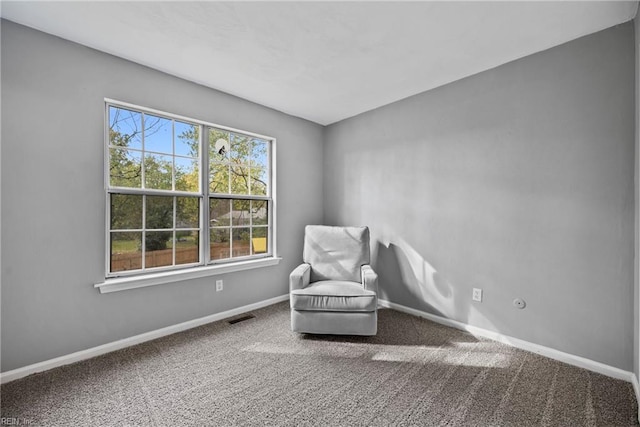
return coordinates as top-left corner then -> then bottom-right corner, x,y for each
94,257 -> 282,294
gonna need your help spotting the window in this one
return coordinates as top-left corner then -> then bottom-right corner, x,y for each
106,101 -> 274,278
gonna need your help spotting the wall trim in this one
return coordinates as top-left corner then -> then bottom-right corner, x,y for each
0,294 -> 289,384
95,257 -> 282,293
2,295 -> 634,388
378,299 -> 635,383
633,374 -> 640,423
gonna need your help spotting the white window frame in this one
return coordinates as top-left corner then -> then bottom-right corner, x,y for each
96,99 -> 279,293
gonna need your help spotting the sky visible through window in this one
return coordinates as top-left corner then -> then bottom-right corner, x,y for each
107,104 -> 272,275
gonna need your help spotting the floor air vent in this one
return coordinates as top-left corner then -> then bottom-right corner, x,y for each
227,314 -> 256,325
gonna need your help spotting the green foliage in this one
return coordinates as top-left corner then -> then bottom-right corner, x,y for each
145,231 -> 172,251
109,111 -> 200,254
209,128 -> 268,196
111,238 -> 139,253
110,194 -> 142,230
108,107 -> 270,267
109,107 -> 199,193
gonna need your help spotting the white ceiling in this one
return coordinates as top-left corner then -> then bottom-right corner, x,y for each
2,1 -> 638,125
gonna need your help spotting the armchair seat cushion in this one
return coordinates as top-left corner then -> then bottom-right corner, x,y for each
290,281 -> 377,312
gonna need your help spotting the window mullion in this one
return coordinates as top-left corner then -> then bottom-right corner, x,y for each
249,224 -> 253,256
142,195 -> 146,270
108,187 -> 199,197
105,192 -> 111,275
202,125 -> 210,264
141,113 -> 146,190
172,120 -> 176,192
207,194 -> 270,201
269,139 -> 275,256
249,200 -> 253,256
173,196 -> 177,267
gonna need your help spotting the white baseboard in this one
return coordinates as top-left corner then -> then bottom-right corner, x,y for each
2,295 -> 635,391
378,299 -> 635,383
1,294 -> 289,384
632,374 -> 640,423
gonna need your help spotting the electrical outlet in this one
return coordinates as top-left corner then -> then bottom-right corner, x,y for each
472,288 -> 482,302
216,280 -> 223,292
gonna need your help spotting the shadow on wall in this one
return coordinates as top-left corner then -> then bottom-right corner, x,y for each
376,239 -> 491,330
377,241 -> 450,318
376,239 -> 498,323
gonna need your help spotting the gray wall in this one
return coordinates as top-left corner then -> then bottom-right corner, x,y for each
2,18 -> 637,374
324,23 -> 635,370
0,20 -> 324,372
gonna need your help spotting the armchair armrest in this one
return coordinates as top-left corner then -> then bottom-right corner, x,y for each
290,263 -> 311,291
361,264 -> 378,293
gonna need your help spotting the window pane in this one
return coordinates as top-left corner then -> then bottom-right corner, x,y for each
210,228 -> 230,260
232,199 -> 250,226
230,165 -> 249,195
210,198 -> 230,227
252,227 -> 268,254
175,157 -> 199,192
110,194 -> 142,229
176,197 -> 199,228
144,153 -> 173,190
210,163 -> 230,194
251,200 -> 268,226
110,232 -> 142,272
231,133 -> 251,165
144,114 -> 172,154
176,231 -> 199,265
107,104 -> 272,274
146,196 -> 173,229
232,228 -> 251,257
175,121 -> 199,157
109,107 -> 142,150
145,231 -> 174,268
210,128 -> 230,163
250,167 -> 267,196
251,139 -> 268,169
110,148 -> 142,188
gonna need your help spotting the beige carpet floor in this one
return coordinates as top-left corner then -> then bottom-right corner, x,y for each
1,302 -> 638,426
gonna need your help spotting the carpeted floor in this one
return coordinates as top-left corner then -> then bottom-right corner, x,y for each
1,302 -> 638,426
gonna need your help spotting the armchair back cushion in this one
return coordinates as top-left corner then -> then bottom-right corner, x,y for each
303,225 -> 370,283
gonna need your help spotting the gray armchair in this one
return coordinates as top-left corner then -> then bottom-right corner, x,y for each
290,225 -> 378,336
